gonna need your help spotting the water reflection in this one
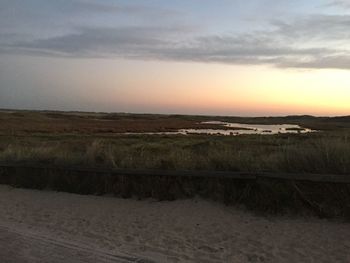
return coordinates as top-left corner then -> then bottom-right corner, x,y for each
124,121 -> 315,136
182,121 -> 315,135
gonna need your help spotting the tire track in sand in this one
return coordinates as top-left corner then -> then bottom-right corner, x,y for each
0,225 -> 155,263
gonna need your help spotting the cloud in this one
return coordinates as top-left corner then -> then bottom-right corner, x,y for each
0,0 -> 179,37
1,8 -> 350,70
4,26 -> 192,58
271,15 -> 350,42
69,0 -> 139,13
64,0 -> 181,18
277,55 -> 350,69
327,0 -> 350,8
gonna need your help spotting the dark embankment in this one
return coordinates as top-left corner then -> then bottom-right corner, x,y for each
1,164 -> 350,219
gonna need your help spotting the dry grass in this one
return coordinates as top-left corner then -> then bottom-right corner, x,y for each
1,131 -> 350,174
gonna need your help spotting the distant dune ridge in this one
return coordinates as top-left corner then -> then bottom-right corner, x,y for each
1,110 -> 350,134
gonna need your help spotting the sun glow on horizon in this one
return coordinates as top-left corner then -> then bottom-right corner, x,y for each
1,55 -> 349,116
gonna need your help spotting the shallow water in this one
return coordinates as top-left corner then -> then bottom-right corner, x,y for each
124,121 -> 315,136
185,121 -> 315,135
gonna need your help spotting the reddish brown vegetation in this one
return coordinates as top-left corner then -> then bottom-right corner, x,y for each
0,111 -> 231,135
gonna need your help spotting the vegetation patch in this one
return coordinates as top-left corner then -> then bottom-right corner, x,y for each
0,110 -> 350,218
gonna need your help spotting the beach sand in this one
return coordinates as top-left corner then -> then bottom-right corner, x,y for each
0,185 -> 349,263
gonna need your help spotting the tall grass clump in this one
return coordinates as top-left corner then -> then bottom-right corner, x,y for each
84,139 -> 117,167
274,136 -> 350,174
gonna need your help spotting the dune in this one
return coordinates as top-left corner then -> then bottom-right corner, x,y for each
0,185 -> 349,263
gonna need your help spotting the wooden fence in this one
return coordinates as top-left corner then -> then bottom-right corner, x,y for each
0,162 -> 349,183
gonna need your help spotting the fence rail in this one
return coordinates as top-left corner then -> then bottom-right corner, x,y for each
0,162 -> 349,183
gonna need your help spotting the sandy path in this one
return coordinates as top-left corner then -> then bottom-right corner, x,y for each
0,226 -> 148,263
0,185 -> 349,263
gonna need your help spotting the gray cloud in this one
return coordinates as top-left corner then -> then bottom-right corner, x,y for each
4,26 -> 192,59
0,0 -> 180,39
68,0 -> 140,13
1,13 -> 350,70
327,0 -> 350,8
277,55 -> 350,69
63,0 -> 181,18
272,15 -> 350,42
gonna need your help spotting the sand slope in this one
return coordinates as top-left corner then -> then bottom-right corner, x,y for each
0,185 -> 349,263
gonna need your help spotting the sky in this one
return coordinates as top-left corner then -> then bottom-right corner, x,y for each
0,0 -> 350,116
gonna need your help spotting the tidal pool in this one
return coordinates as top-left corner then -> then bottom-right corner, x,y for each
182,121 -> 315,135
124,121 -> 315,136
